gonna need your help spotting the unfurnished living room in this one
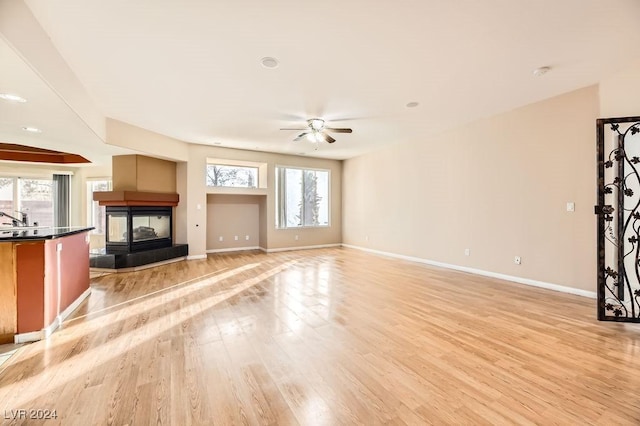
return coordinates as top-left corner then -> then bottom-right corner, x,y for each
1,0 -> 640,424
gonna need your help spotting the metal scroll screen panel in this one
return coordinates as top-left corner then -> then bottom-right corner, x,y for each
597,117 -> 640,321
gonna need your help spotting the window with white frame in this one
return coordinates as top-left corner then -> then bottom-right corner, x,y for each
86,179 -> 111,234
206,164 -> 258,188
0,176 -> 54,227
276,166 -> 329,228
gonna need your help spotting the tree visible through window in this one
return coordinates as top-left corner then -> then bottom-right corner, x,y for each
0,178 -> 14,221
0,177 -> 53,227
206,165 -> 258,188
277,167 -> 329,228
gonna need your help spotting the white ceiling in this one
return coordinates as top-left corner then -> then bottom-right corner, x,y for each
5,0 -> 640,160
0,37 -> 132,165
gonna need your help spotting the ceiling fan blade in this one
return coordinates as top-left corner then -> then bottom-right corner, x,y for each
325,127 -> 353,133
320,133 -> 336,144
293,132 -> 310,141
280,128 -> 308,131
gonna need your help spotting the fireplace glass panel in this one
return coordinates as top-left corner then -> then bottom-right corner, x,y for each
132,214 -> 170,242
107,214 -> 128,243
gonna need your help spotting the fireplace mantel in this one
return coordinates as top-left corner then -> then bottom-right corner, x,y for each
93,191 -> 179,206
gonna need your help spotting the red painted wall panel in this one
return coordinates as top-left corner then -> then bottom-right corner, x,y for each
47,232 -> 90,316
16,232 -> 90,335
16,242 -> 45,333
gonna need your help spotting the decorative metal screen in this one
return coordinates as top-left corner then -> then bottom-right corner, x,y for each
596,116 -> 640,321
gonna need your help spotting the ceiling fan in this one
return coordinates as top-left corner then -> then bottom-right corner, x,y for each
280,118 -> 352,144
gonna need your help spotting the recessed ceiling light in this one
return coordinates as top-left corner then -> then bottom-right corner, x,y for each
261,57 -> 279,69
213,142 -> 222,145
533,66 -> 551,77
22,126 -> 42,133
0,93 -> 27,103
406,101 -> 419,108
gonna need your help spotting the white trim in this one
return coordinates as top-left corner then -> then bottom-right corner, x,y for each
342,244 -> 597,299
90,256 -> 187,273
14,331 -> 43,344
42,317 -> 60,340
207,246 -> 261,253
265,243 -> 341,253
275,165 -> 331,229
187,254 -> 207,260
14,287 -> 92,343
57,287 -> 92,326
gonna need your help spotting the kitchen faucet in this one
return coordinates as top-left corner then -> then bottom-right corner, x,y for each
0,211 -> 28,227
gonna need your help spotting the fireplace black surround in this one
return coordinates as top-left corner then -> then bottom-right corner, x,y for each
105,206 -> 172,254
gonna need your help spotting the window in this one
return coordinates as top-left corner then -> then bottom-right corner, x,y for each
20,178 -> 54,226
0,178 -> 15,223
206,164 -> 258,188
276,166 -> 329,228
87,180 -> 111,234
0,176 -> 54,227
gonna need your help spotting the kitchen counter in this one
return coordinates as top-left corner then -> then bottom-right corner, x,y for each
0,228 -> 93,343
0,226 -> 93,241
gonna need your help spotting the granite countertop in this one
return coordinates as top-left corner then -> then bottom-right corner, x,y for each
0,226 -> 94,241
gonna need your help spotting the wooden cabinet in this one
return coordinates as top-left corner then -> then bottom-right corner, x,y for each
0,243 -> 17,343
0,229 -> 91,343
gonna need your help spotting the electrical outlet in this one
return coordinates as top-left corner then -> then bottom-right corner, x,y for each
234,235 -> 238,241
514,256 -> 521,265
294,235 -> 299,241
365,235 -> 369,242
566,202 -> 575,212
218,236 -> 223,242
464,248 -> 470,256
245,235 -> 249,240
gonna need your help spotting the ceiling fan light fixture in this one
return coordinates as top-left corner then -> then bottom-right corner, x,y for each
309,118 -> 325,131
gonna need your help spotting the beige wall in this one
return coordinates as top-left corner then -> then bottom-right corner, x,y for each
112,154 -> 176,192
184,144 -> 342,256
106,118 -> 188,162
206,194 -> 262,251
599,58 -> 640,118
175,162 -> 188,245
343,85 -> 599,292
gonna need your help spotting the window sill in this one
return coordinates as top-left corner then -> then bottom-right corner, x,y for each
206,187 -> 267,196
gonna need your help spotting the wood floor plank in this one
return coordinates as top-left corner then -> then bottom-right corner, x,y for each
0,247 -> 639,425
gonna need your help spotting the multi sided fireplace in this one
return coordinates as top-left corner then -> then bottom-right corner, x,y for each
105,206 -> 173,254
92,190 -> 186,269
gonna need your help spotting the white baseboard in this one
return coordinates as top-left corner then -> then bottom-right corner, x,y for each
15,287 -> 92,343
264,243 -> 342,253
57,287 -> 91,327
206,246 -> 261,253
14,331 -> 43,344
342,244 -> 596,299
186,254 -> 207,260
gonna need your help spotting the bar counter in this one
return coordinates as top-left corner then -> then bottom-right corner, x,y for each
0,227 -> 93,343
0,226 -> 93,241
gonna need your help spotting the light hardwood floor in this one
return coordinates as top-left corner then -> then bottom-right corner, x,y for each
1,247 -> 639,425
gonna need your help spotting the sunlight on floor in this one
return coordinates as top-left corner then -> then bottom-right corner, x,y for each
5,260 -> 299,408
0,344 -> 22,374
